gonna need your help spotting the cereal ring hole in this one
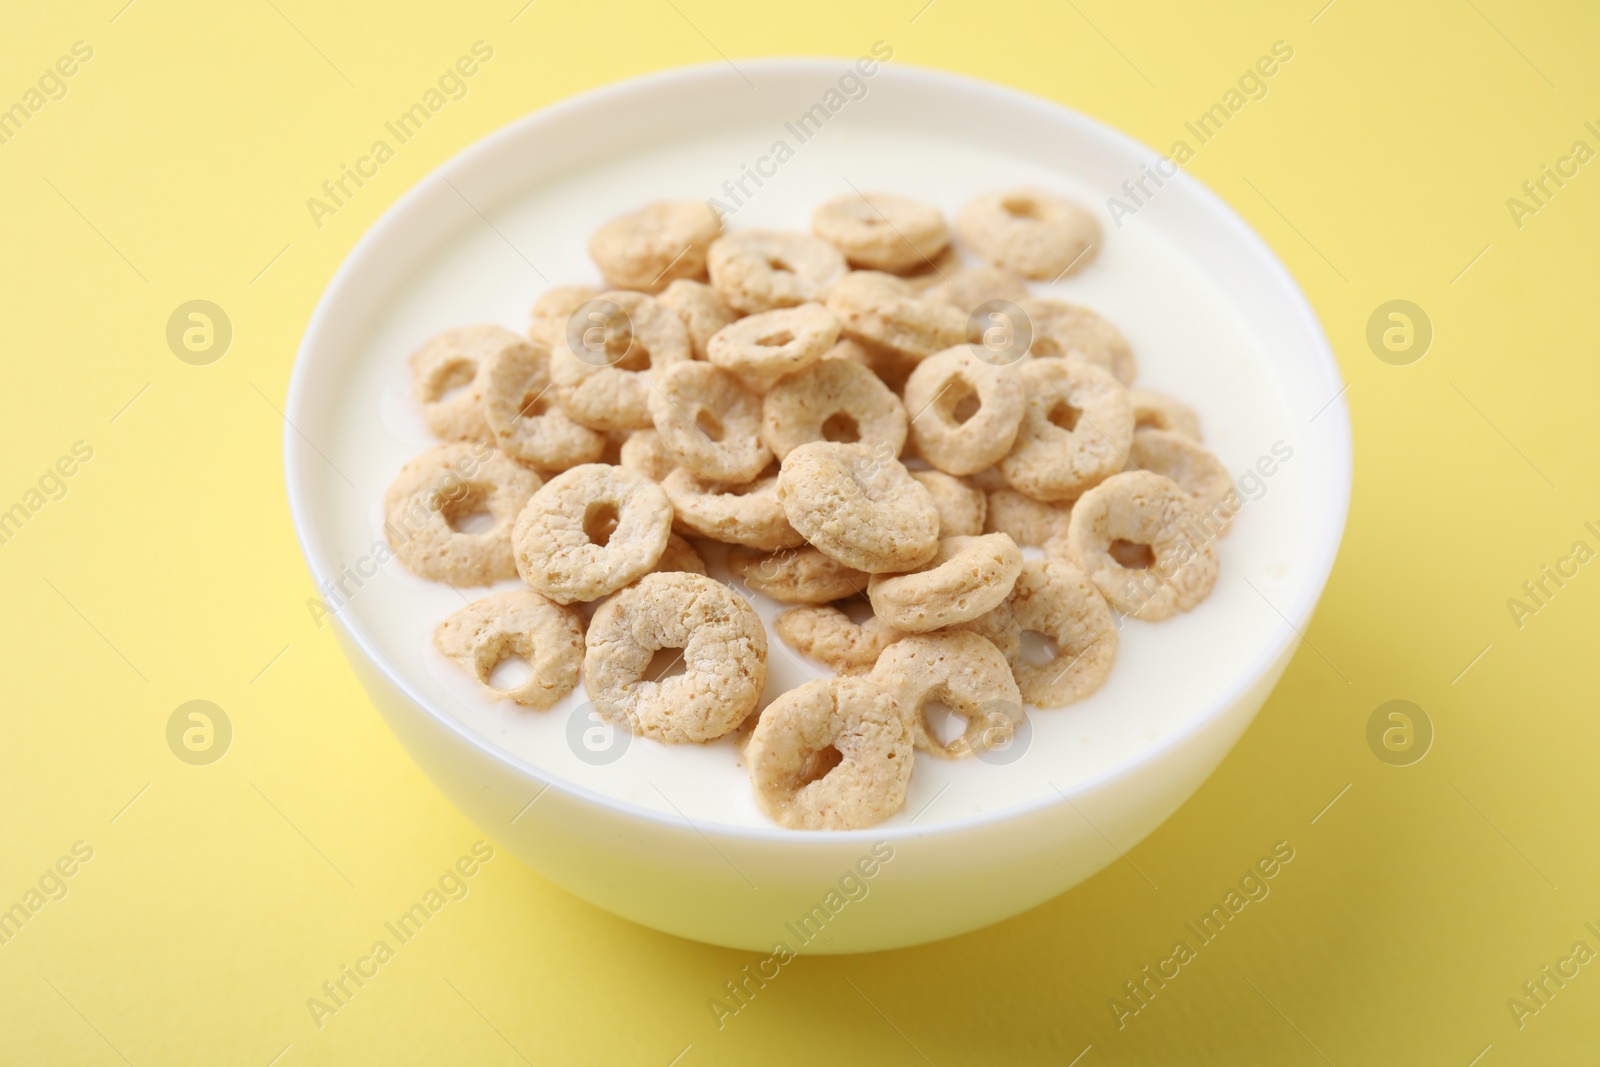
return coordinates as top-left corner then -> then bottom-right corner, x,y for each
757,329 -> 796,348
644,646 -> 688,682
693,408 -> 726,442
764,256 -> 795,275
1019,629 -> 1060,667
487,650 -> 535,692
800,744 -> 845,786
439,486 -> 495,534
1109,539 -> 1155,569
837,596 -> 875,624
1047,399 -> 1082,432
1001,196 -> 1044,220
922,698 -> 969,746
517,389 -> 553,419
427,358 -> 477,403
934,375 -> 982,425
821,411 -> 861,443
583,500 -> 620,546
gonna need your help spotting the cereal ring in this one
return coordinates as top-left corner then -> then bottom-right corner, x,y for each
482,338 -> 607,471
409,325 -> 527,442
821,337 -> 874,366
745,677 -> 911,830
1062,471 -> 1219,621
1128,387 -> 1202,440
898,244 -> 963,291
925,265 -> 1029,313
999,359 -> 1133,502
657,279 -> 737,359
943,597 -> 1021,667
618,428 -> 677,482
1007,558 -> 1117,707
650,533 -> 708,576
550,291 -> 691,430
866,533 -> 1022,632
984,488 -> 1072,547
662,468 -> 805,550
775,603 -> 905,675
811,191 -> 950,273
910,470 -> 986,536
433,590 -> 584,710
826,271 -> 966,360
707,230 -> 848,314
584,572 -> 767,743
384,443 -> 539,585
530,285 -> 601,350
869,631 -> 1022,758
955,187 -> 1100,280
777,442 -> 940,573
1020,299 -> 1137,384
728,545 -> 868,604
706,302 -> 841,391
588,201 -> 721,292
1127,429 -> 1236,535
761,357 -> 907,460
511,463 -> 673,604
647,362 -> 772,483
902,345 -> 1026,475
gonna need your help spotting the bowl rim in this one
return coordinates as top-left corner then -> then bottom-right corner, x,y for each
284,56 -> 1353,847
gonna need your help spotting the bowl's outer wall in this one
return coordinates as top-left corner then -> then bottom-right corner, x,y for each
337,620 -> 1294,953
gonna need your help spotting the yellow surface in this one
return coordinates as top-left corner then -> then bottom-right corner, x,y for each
2,0 -> 1596,1062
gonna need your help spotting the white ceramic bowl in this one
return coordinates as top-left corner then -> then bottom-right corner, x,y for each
285,59 -> 1351,953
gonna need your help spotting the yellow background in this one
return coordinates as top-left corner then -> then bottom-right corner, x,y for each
3,0 -> 1596,1062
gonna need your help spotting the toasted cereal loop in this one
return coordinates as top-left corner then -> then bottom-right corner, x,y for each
707,230 -> 849,314
410,325 -> 528,443
761,357 -> 907,460
866,533 -> 1022,632
1020,299 -> 1137,384
1063,471 -> 1218,621
433,590 -> 584,710
588,201 -> 721,293
482,338 -> 607,471
821,337 -> 874,366
870,631 -> 1023,758
1128,388 -> 1202,440
1128,429 -> 1236,534
728,545 -> 868,604
512,463 -> 673,604
384,443 -> 539,585
984,488 -> 1072,547
775,603 -> 904,675
943,598 -> 1021,667
910,470 -> 986,536
1000,358 -> 1133,502
647,362 -> 772,483
1007,558 -> 1117,706
530,285 -> 602,350
898,245 -> 963,292
745,677 -> 911,830
956,187 -> 1100,280
550,291 -> 691,430
902,345 -> 1027,475
662,468 -> 805,550
650,533 -> 708,576
811,191 -> 951,273
706,302 -> 841,392
826,271 -> 966,360
778,442 -> 940,573
584,572 -> 767,743
657,279 -> 737,359
618,428 -> 677,482
926,266 -> 1030,314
